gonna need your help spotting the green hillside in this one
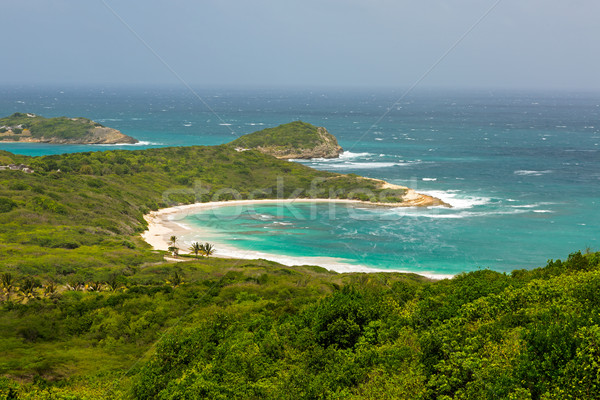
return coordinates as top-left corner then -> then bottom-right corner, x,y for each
0,146 -> 598,399
228,121 -> 343,159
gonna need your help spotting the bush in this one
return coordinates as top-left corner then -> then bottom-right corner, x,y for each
0,197 -> 17,213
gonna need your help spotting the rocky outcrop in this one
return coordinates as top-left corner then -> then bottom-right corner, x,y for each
257,127 -> 343,159
366,178 -> 452,207
4,126 -> 138,144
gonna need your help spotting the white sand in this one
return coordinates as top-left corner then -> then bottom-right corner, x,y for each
141,198 -> 453,279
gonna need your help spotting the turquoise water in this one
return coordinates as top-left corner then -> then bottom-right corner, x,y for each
1,86 -> 599,275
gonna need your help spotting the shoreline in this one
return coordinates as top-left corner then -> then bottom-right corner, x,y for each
141,198 -> 454,280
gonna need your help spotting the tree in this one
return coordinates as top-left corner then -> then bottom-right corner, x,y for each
168,236 -> 179,257
42,281 -> 58,299
18,277 -> 38,303
166,271 -> 184,288
189,242 -> 202,258
106,273 -> 122,291
168,246 -> 179,257
1,273 -> 16,301
202,242 -> 215,258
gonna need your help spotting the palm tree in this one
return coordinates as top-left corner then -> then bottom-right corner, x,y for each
106,273 -> 121,292
42,281 -> 58,298
202,242 -> 215,258
86,281 -> 104,292
168,236 -> 179,257
1,272 -> 16,301
19,277 -> 38,303
166,271 -> 184,288
66,277 -> 85,291
189,242 -> 202,258
168,246 -> 179,257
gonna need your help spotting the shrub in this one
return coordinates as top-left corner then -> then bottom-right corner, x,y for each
0,197 -> 17,213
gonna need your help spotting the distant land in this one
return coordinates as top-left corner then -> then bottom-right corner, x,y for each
229,120 -> 343,159
0,112 -> 138,144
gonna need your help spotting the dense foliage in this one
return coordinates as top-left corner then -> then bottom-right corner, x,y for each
2,250 -> 600,399
1,147 -> 598,399
0,113 -> 101,140
229,121 -> 331,150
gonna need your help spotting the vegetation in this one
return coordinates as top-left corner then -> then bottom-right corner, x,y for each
0,113 -> 100,140
0,113 -> 136,143
1,145 -> 598,398
228,121 -> 342,158
1,248 -> 600,399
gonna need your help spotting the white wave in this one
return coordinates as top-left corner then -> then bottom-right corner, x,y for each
533,210 -> 553,213
183,123 -> 192,127
419,190 -> 491,209
290,151 -> 374,163
511,204 -> 537,208
422,178 -> 437,181
338,151 -> 373,160
514,170 -> 553,176
219,123 -> 232,126
378,207 -> 530,220
95,141 -> 163,147
375,138 -> 383,141
317,162 -> 408,169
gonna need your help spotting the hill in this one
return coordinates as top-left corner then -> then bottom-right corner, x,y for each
0,112 -> 138,144
228,121 -> 343,159
0,145 -> 598,398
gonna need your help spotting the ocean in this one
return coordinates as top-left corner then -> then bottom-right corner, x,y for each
1,85 -> 598,276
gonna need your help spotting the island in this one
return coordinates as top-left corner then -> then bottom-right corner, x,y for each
228,120 -> 343,159
0,112 -> 138,144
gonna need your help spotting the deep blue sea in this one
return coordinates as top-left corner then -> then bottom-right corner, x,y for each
1,86 -> 599,276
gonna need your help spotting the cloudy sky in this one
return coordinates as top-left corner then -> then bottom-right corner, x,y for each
2,0 -> 599,90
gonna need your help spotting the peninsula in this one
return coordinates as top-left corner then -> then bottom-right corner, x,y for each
228,120 -> 343,159
0,112 -> 138,144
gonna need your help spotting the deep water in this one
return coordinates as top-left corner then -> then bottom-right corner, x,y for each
1,86 -> 598,275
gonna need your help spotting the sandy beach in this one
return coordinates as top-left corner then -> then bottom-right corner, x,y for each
141,198 -> 453,279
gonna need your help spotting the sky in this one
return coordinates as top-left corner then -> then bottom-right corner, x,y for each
2,0 -> 600,90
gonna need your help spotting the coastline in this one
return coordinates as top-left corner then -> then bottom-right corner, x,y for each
142,198 -> 454,280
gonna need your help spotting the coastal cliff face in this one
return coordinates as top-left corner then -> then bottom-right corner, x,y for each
229,121 -> 343,159
0,113 -> 138,144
